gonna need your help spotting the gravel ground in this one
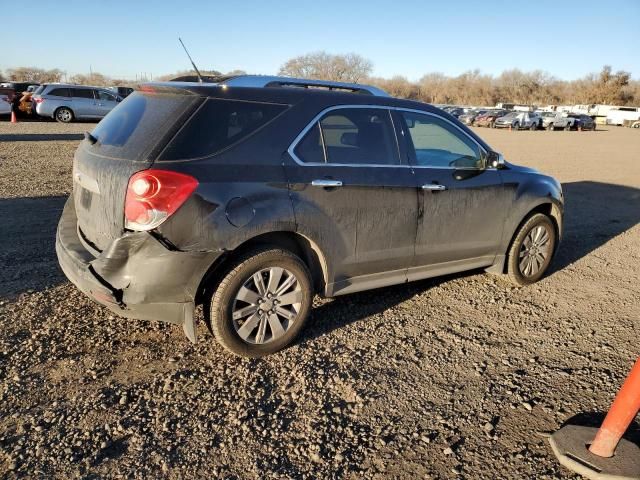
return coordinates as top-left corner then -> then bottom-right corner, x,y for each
0,119 -> 639,479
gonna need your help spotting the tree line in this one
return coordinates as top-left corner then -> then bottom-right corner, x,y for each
2,53 -> 638,106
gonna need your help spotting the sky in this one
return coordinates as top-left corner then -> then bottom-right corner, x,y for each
2,0 -> 638,82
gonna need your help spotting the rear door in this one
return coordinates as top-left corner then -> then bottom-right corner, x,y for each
285,106 -> 418,295
73,91 -> 200,251
393,110 -> 507,281
71,88 -> 96,118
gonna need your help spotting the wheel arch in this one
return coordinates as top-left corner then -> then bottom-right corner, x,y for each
195,230 -> 328,305
492,202 -> 561,274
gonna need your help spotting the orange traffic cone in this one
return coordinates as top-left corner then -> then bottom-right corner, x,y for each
10,110 -> 17,123
549,358 -> 640,478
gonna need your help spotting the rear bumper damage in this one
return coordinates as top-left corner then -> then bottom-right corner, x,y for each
55,196 -> 219,342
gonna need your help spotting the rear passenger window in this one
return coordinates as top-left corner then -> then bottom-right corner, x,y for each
159,99 -> 288,160
294,108 -> 399,165
72,88 -> 94,99
49,88 -> 70,97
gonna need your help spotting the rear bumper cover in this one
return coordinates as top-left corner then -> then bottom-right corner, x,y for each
56,196 -> 219,341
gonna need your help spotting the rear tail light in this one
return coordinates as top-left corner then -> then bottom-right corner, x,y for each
34,97 -> 44,104
124,169 -> 198,231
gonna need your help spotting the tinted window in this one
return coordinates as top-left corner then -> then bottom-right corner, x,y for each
48,88 -> 70,97
294,123 -> 325,163
401,112 -> 482,169
72,88 -> 94,99
96,90 -> 116,102
295,108 -> 398,165
90,92 -> 198,161
160,99 -> 288,160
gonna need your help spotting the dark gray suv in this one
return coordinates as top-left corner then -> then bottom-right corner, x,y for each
56,75 -> 563,357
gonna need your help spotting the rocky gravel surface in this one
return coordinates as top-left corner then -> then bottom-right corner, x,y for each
0,120 -> 639,479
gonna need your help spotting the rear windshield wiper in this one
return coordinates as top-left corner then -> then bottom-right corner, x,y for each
84,131 -> 98,145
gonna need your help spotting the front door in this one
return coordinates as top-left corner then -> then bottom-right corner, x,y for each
285,106 -> 418,295
95,90 -> 118,118
393,110 -> 507,281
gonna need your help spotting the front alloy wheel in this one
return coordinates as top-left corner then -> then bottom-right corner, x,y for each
208,247 -> 312,357
506,213 -> 557,285
55,107 -> 73,123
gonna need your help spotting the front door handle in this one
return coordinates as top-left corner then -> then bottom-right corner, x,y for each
422,184 -> 446,191
312,179 -> 343,187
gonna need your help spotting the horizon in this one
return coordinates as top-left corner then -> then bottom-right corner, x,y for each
2,0 -> 638,82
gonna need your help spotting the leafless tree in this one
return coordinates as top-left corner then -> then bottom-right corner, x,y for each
279,52 -> 373,83
6,67 -> 64,83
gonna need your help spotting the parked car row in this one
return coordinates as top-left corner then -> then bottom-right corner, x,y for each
1,81 -> 135,122
438,104 -> 597,131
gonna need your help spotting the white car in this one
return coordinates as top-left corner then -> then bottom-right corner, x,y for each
494,111 -> 542,130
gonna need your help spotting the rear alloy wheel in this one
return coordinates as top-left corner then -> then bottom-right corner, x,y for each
547,123 -> 554,131
506,213 -> 557,286
208,247 -> 312,357
55,107 -> 74,123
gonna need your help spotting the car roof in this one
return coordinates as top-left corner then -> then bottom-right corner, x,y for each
140,80 -> 446,115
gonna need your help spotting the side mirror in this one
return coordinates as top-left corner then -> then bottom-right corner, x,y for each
487,151 -> 505,168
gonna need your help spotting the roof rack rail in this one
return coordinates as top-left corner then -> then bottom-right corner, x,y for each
169,75 -> 389,97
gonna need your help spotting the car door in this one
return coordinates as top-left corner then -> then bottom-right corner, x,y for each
70,88 -> 96,118
393,110 -> 508,281
285,106 -> 418,295
95,90 -> 118,118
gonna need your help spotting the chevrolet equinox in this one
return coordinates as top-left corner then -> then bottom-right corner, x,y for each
56,75 -> 564,357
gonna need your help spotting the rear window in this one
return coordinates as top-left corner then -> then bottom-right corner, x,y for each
49,88 -> 70,97
34,85 -> 45,95
159,99 -> 288,160
89,92 -> 198,161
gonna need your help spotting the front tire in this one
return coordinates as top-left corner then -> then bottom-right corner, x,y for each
55,107 -> 74,123
506,213 -> 557,286
207,247 -> 312,357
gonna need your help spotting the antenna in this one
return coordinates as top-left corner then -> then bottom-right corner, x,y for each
178,37 -> 203,83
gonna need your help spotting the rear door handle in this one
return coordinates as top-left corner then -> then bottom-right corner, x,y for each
312,179 -> 343,187
422,184 -> 446,191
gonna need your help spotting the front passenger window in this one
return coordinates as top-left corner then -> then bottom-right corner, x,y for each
401,112 -> 483,169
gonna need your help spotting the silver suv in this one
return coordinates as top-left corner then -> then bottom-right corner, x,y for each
32,84 -> 122,122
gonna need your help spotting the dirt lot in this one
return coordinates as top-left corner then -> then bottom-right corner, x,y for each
0,120 -> 639,479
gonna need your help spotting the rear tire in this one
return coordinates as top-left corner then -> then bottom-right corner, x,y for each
55,107 -> 74,123
207,247 -> 312,357
547,123 -> 554,131
564,123 -> 572,131
512,121 -> 519,130
506,213 -> 557,286
530,122 -> 537,131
